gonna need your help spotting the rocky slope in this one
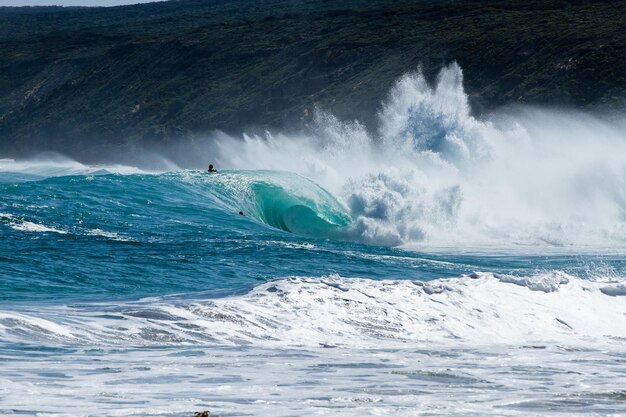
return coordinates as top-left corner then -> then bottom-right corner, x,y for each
1,0 -> 625,161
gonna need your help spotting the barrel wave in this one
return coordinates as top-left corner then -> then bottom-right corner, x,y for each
205,170 -> 352,238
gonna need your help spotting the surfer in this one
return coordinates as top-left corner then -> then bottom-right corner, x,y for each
207,164 -> 218,173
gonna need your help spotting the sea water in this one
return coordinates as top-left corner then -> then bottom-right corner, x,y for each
1,64 -> 626,416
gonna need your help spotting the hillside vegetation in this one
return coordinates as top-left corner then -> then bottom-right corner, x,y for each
1,0 -> 625,160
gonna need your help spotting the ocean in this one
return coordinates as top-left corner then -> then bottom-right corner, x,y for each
1,64 -> 625,416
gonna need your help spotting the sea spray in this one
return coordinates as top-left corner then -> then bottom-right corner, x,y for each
209,64 -> 626,247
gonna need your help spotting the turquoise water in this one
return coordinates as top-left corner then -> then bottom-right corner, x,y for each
2,169 -> 624,306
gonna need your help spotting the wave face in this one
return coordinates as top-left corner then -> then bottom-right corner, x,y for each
207,170 -> 351,238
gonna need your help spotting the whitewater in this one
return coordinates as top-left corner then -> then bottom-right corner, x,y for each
1,64 -> 626,416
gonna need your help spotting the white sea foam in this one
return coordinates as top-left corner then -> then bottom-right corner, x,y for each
1,213 -> 133,239
10,220 -> 67,234
86,228 -> 133,241
3,273 -> 626,416
1,342 -> 624,417
1,273 -> 624,348
0,156 -> 152,178
0,213 -> 67,234
209,63 -> 626,248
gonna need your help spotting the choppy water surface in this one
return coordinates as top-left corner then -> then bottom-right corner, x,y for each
1,65 -> 626,416
1,167 -> 625,416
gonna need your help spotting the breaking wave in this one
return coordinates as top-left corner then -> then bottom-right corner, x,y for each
3,63 -> 626,249
208,63 -> 626,248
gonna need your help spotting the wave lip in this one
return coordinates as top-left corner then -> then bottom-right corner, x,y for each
1,272 -> 624,348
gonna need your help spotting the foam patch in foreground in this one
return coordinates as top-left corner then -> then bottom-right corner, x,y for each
0,272 -> 625,348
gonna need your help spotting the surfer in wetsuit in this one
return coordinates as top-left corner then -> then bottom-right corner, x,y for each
207,164 -> 217,173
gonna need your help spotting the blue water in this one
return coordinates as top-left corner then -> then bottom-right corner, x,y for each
2,169 -> 623,306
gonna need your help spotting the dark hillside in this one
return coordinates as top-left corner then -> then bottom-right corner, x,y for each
1,0 -> 625,160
